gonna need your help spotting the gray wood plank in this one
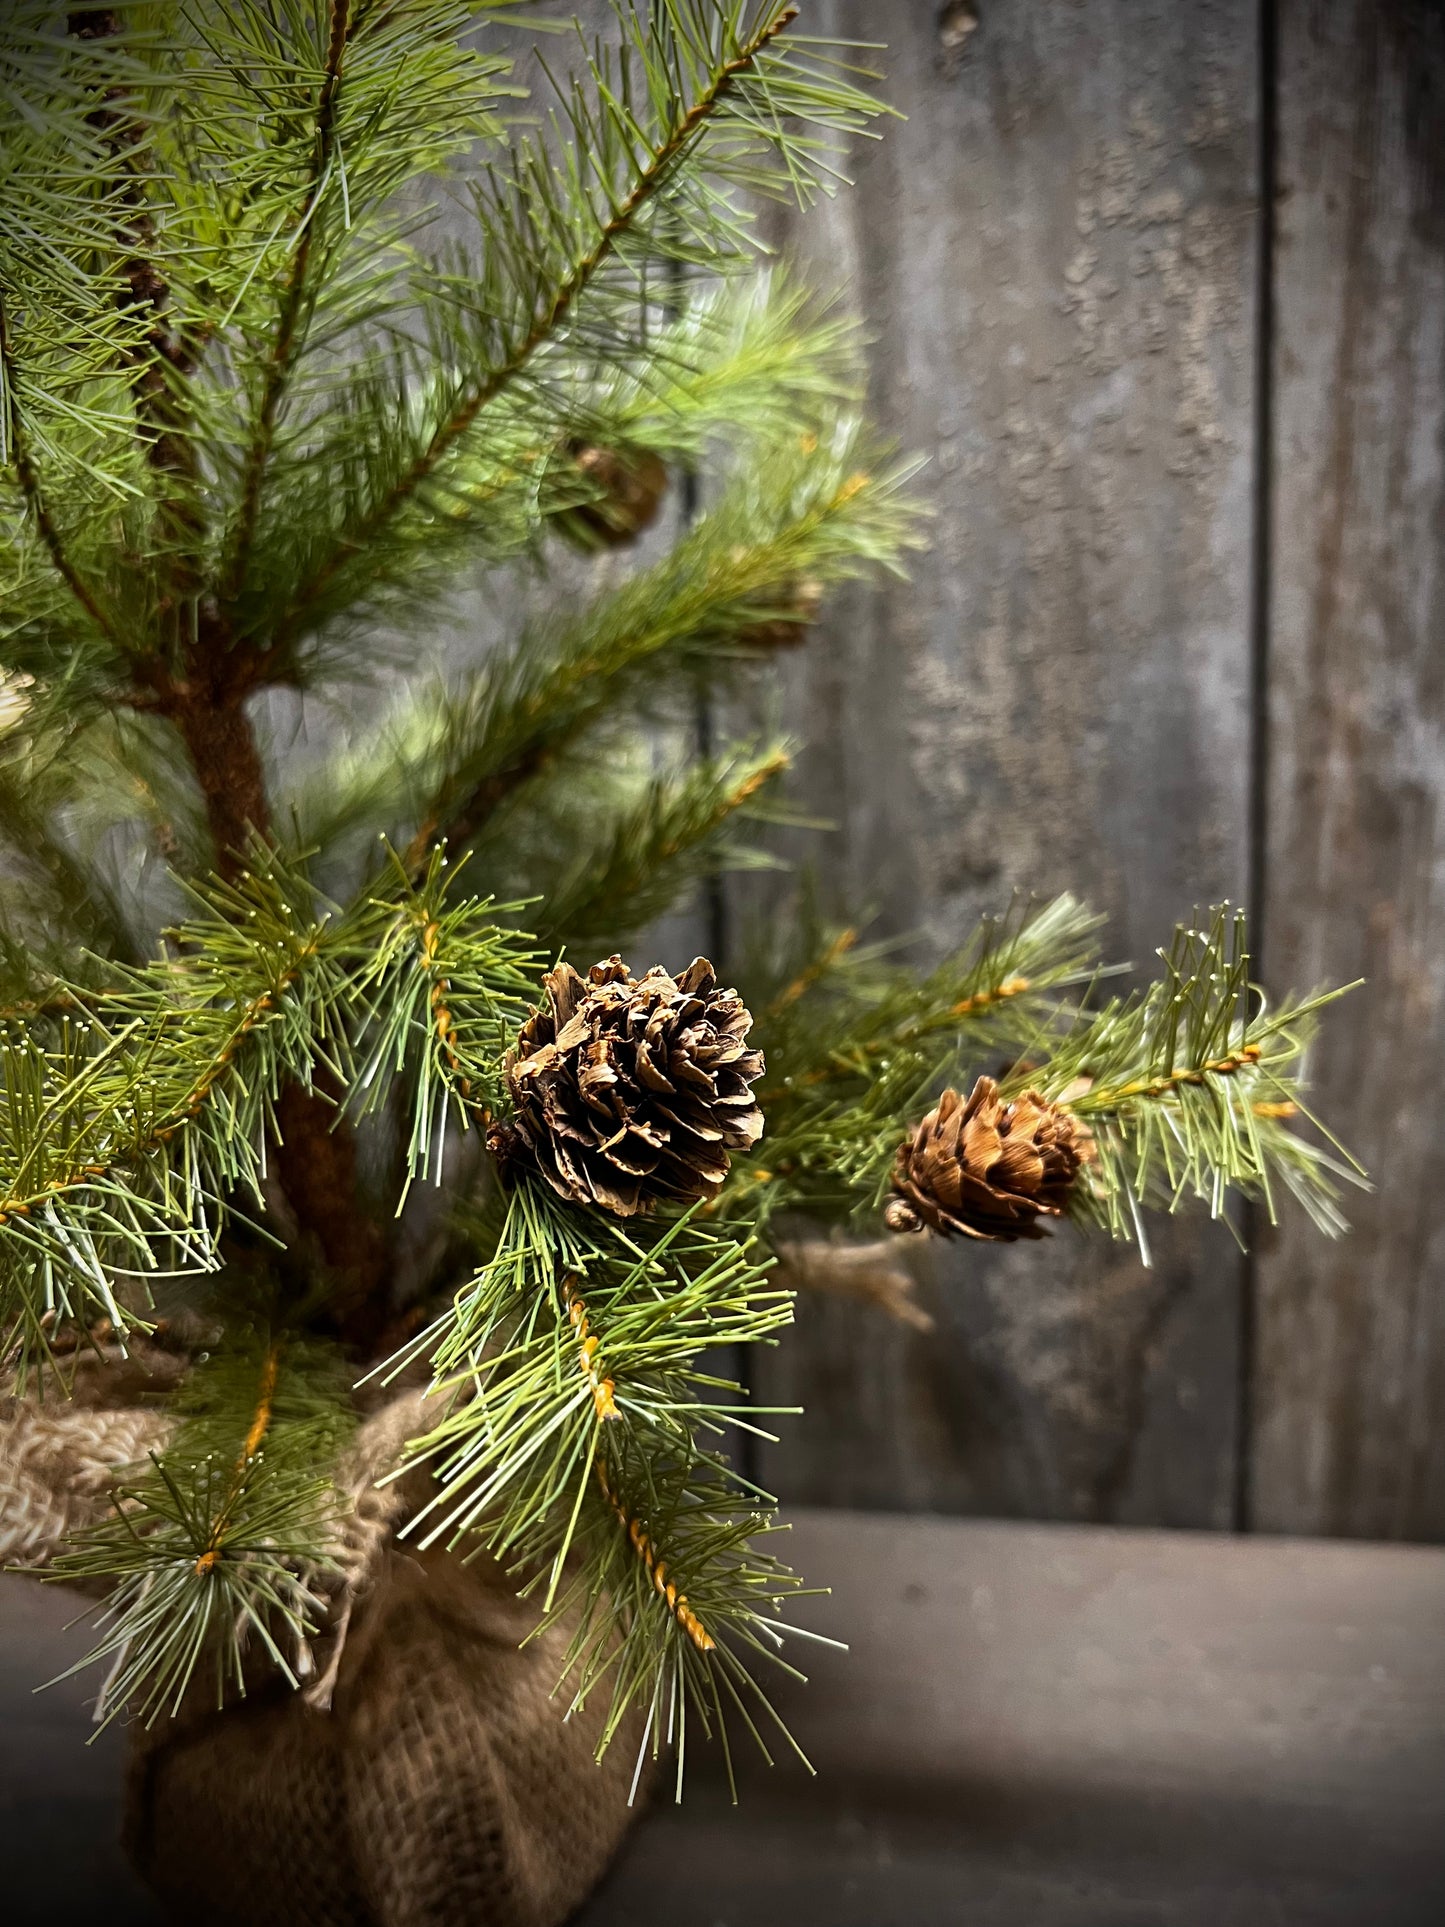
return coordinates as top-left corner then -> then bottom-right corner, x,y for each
0,1577 -> 160,1926
1251,0 -> 1445,1539
10,1512 -> 1442,1925
578,1512 -> 1445,1926
743,1 -> 1261,1527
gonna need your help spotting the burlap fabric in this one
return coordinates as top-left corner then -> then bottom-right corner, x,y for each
0,1350 -> 645,1927
1,1339 -> 196,1604
123,1542 -> 643,1927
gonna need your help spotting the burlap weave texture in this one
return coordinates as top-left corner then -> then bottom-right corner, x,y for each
123,1544 -> 643,1927
1,1354 -> 644,1927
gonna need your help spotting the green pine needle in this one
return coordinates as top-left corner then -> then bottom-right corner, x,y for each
1041,906 -> 1368,1254
46,1336 -> 354,1733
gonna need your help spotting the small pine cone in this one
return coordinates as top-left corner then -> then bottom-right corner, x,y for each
737,577 -> 825,651
503,956 -> 764,1217
884,1076 -> 1089,1242
555,443 -> 668,549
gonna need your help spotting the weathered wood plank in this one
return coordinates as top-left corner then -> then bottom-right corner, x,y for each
1252,0 -> 1445,1538
745,1 -> 1261,1525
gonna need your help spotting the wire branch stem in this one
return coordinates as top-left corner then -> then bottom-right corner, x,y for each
401,735 -> 560,880
418,915 -> 475,1101
0,297 -> 118,645
402,469 -> 870,870
67,8 -> 205,570
762,970 -> 1036,1103
563,1275 -> 619,1423
767,927 -> 858,1018
595,1456 -> 714,1652
193,1341 -> 282,1574
1082,1042 -> 1264,1110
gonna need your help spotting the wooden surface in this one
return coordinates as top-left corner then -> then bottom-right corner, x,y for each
330,3 -> 1445,1540
728,1 -> 1445,1540
1250,0 -> 1445,1538
5,1513 -> 1443,1925
746,0 -> 1261,1531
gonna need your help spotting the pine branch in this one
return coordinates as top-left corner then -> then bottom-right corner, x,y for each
1,948 -> 309,1224
0,842 -> 563,1370
222,0 -> 355,603
389,1177 -> 790,1556
0,295 -> 117,647
480,6 -> 799,393
347,848 -> 542,1193
0,855 -> 346,1367
508,740 -> 793,955
46,1336 -> 353,1731
1036,906 -> 1368,1252
284,5 -> 795,621
525,1431 -> 821,1798
726,892 -> 1109,1223
368,1168 -> 810,1790
265,1 -> 887,649
191,1337 -> 283,1575
240,270 -> 866,661
0,730 -> 140,965
397,425 -> 918,866
66,5 -> 201,528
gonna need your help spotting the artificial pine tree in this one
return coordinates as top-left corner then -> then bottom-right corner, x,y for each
0,4 -> 1362,1921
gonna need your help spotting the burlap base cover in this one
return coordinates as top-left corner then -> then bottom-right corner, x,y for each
124,1544 -> 643,1927
1,1350 -> 646,1927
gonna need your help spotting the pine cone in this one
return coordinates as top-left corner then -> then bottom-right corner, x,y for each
884,1076 -> 1088,1241
555,443 -> 668,549
737,577 -> 825,651
503,956 -> 764,1217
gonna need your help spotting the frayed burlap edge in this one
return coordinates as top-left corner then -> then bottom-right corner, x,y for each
0,1339 -> 182,1573
0,1343 -> 438,1692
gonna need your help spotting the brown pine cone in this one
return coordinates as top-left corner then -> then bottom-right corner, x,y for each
737,577 -> 825,651
555,443 -> 668,549
884,1076 -> 1089,1241
502,956 -> 764,1217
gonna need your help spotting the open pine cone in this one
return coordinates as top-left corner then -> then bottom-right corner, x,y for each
884,1076 -> 1089,1241
502,956 -> 764,1217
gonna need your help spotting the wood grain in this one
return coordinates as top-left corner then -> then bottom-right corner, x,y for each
1251,0 -> 1445,1538
744,0 -> 1261,1527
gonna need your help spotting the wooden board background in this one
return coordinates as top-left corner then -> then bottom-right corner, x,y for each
722,0 -> 1445,1541
1250,0 -> 1445,1538
435,2 -> 1443,1541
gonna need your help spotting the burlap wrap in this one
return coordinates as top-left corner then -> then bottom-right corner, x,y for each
0,1349 -> 644,1927
122,1542 -> 642,1927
